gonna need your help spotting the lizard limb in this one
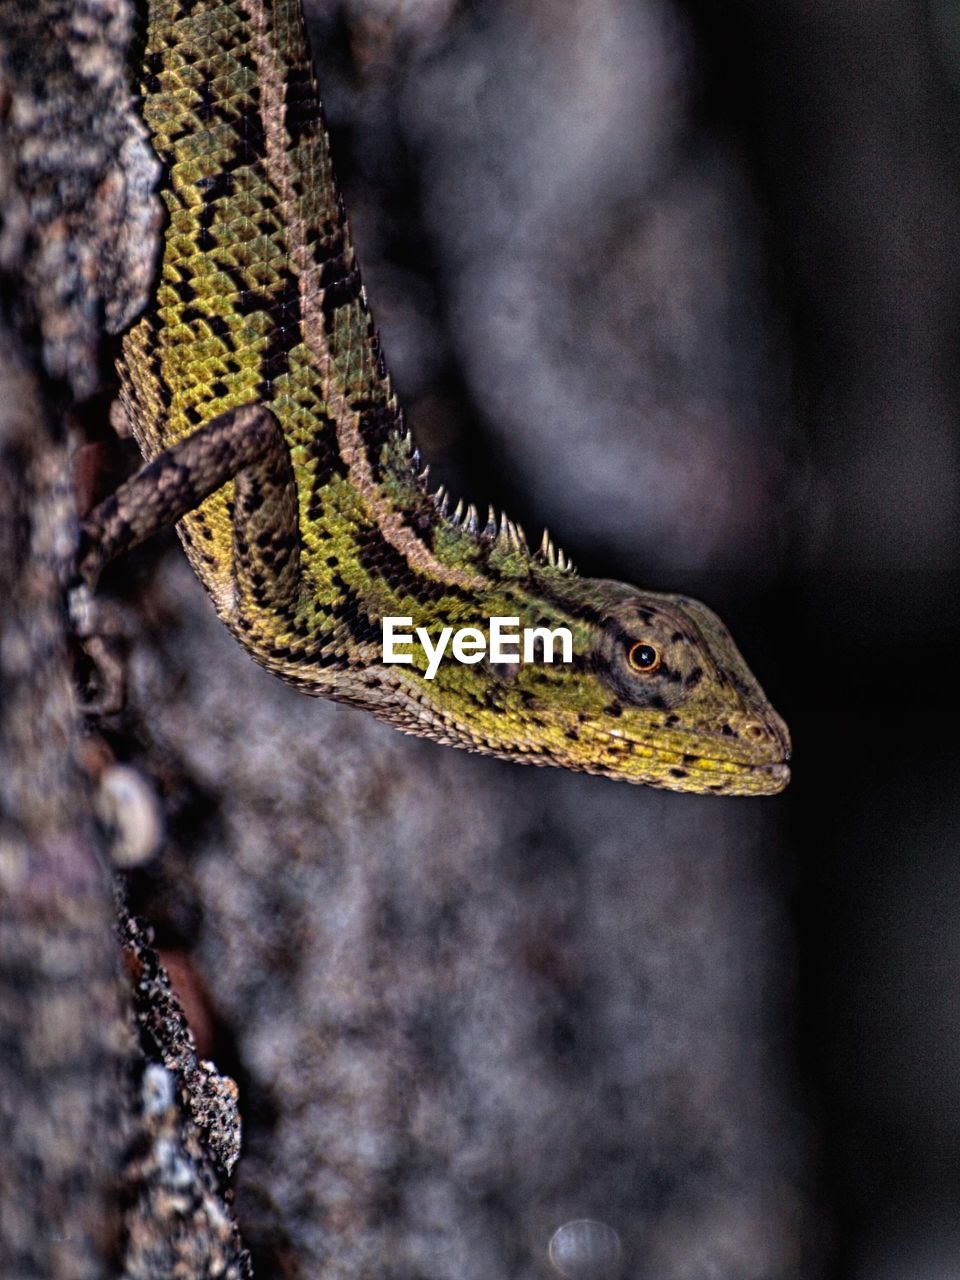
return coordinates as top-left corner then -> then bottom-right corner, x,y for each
80,403 -> 301,616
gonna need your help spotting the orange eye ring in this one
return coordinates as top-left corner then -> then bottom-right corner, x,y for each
627,641 -> 661,674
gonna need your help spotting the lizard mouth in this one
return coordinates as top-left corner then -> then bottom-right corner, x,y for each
741,759 -> 791,792
592,726 -> 792,794
625,754 -> 791,795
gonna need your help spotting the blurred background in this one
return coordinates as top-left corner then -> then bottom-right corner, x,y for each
108,0 -> 960,1275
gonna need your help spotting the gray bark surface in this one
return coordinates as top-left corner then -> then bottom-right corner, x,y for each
0,4 -> 252,1277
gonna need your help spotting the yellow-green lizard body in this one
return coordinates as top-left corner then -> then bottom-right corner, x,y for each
86,0 -> 791,796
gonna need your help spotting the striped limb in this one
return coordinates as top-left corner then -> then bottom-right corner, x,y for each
75,403 -> 301,711
79,403 -> 301,614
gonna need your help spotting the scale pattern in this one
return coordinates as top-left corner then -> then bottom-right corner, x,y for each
122,0 -> 399,607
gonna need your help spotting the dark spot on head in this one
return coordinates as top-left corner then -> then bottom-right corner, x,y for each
722,724 -> 735,737
684,666 -> 703,689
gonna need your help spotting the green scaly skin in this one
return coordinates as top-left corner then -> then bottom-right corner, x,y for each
112,0 -> 791,795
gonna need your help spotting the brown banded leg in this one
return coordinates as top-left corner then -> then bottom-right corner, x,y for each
75,402 -> 302,708
79,402 -> 301,614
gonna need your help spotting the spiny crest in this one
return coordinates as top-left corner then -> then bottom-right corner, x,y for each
538,527 -> 574,573
426,486 -> 574,572
497,514 -> 526,555
397,415 -> 576,571
392,384 -> 575,572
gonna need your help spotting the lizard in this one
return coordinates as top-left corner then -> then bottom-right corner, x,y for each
79,0 -> 791,797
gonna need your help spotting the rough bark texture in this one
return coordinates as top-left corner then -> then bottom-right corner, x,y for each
0,3 -> 251,1277
0,6 -> 139,1273
117,902 -> 251,1280
0,341 -> 127,1280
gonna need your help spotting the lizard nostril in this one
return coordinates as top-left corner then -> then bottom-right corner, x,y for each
743,715 -> 792,762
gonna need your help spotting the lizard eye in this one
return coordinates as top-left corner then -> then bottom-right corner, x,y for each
627,641 -> 661,673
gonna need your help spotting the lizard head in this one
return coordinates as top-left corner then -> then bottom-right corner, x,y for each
386,573 -> 791,796
531,576 -> 792,794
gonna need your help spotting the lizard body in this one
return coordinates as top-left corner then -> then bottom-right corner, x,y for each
92,0 -> 791,795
